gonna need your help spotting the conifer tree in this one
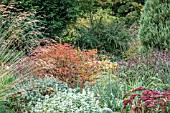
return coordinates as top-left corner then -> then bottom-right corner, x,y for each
139,0 -> 170,50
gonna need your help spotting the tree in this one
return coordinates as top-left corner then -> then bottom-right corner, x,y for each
139,0 -> 170,50
15,0 -> 78,37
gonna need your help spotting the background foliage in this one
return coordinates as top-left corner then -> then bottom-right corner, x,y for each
14,0 -> 78,37
0,0 -> 170,113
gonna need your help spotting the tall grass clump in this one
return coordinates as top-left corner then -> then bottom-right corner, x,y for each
0,4 -> 45,54
0,7 -> 34,110
0,38 -> 24,101
0,37 -> 26,112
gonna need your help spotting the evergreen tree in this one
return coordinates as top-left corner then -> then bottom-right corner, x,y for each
139,0 -> 170,50
14,0 -> 78,37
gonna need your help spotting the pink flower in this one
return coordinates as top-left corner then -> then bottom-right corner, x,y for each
118,62 -> 123,65
153,94 -> 161,98
160,98 -> 165,101
162,91 -> 170,98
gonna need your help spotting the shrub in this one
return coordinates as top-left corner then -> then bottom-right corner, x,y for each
122,40 -> 141,60
25,43 -> 99,88
112,1 -> 144,25
75,17 -> 136,53
7,77 -> 68,112
122,87 -> 170,113
139,0 -> 170,50
31,88 -> 102,113
0,102 -> 16,113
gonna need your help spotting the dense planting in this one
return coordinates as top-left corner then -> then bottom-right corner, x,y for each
0,0 -> 170,113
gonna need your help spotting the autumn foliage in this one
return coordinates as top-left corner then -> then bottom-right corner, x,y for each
26,43 -> 99,88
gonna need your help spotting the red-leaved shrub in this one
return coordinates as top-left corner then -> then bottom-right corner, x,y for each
25,43 -> 99,88
122,87 -> 170,113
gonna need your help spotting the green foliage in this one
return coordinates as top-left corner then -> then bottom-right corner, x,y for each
7,77 -> 102,113
0,0 -> 13,4
92,73 -> 125,112
31,88 -> 102,113
0,38 -> 24,102
92,49 -> 170,112
139,0 -> 170,50
7,77 -> 68,112
0,37 -> 28,112
118,63 -> 164,91
15,0 -> 78,37
0,4 -> 45,54
120,50 -> 170,90
101,0 -> 144,25
75,16 -> 135,53
0,101 -> 16,113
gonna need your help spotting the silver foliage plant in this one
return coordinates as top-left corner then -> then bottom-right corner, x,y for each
31,87 -> 102,113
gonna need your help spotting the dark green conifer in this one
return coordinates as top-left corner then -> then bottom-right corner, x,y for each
139,0 -> 170,50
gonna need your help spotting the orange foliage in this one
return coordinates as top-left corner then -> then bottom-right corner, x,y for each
28,43 -> 99,88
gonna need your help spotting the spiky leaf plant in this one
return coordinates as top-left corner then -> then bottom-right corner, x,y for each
0,37 -> 25,101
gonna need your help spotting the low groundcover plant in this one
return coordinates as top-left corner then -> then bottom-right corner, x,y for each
31,88 -> 102,113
